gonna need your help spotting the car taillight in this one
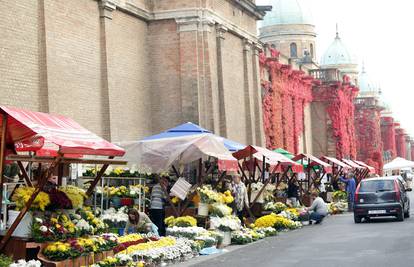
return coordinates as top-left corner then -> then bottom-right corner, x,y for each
394,180 -> 401,201
354,183 -> 361,203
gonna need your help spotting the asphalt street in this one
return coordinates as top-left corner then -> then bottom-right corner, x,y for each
177,191 -> 414,267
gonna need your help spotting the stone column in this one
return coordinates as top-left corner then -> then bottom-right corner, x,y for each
252,43 -> 265,146
216,25 -> 228,137
98,0 -> 115,140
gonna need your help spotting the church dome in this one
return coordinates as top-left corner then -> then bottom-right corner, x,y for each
359,66 -> 376,93
262,0 -> 314,27
320,33 -> 357,67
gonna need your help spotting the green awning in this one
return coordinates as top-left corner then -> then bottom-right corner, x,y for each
274,148 -> 311,168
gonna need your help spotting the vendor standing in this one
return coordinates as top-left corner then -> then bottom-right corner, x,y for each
340,173 -> 356,211
149,177 -> 168,236
124,208 -> 154,234
287,179 -> 300,207
231,174 -> 249,224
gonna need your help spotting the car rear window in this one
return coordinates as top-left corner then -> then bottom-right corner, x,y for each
359,180 -> 395,192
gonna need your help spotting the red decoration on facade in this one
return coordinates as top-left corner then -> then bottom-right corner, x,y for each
395,128 -> 406,158
260,48 -> 312,153
312,77 -> 358,159
354,97 -> 384,174
380,116 -> 397,159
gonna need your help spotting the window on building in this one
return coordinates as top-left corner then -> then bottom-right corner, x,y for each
290,43 -> 297,58
310,43 -> 314,58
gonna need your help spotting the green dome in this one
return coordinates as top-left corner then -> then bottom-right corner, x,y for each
262,0 -> 314,26
321,33 -> 357,67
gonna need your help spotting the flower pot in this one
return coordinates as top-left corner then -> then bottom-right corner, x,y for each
7,210 -> 32,237
198,202 -> 209,216
250,190 -> 264,203
219,231 -> 231,247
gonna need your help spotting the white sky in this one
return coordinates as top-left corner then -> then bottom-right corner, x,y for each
256,0 -> 414,135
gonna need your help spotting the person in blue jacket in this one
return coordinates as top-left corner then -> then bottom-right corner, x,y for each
340,173 -> 356,211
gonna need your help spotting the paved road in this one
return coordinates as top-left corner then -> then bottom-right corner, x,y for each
178,193 -> 414,267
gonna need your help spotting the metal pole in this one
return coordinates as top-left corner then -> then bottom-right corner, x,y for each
0,114 -> 8,227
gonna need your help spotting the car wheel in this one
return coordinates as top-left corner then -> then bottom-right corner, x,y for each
397,208 -> 404,221
354,214 -> 362,223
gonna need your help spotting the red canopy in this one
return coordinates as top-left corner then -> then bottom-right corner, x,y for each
321,156 -> 351,169
292,153 -> 332,174
342,159 -> 364,169
233,145 -> 303,172
352,160 -> 375,173
0,106 -> 125,157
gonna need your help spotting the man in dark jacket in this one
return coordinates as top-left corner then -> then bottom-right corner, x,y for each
287,179 -> 300,207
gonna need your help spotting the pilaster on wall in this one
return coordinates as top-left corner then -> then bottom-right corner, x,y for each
176,17 -> 201,124
243,39 -> 254,145
98,0 -> 115,140
252,44 -> 265,146
216,25 -> 228,137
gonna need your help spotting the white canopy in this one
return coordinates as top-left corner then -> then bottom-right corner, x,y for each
383,157 -> 414,171
116,134 -> 238,173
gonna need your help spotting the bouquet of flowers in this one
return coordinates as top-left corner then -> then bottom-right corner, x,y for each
263,201 -> 287,213
166,226 -> 207,239
328,201 -> 348,214
231,230 -> 253,244
264,184 -> 276,202
197,186 -> 221,204
59,186 -> 87,209
12,187 -> 50,211
332,190 -> 347,201
100,207 -> 128,229
253,227 -> 277,237
210,215 -> 241,232
42,241 -> 73,261
279,208 -> 299,221
210,203 -> 232,217
164,216 -> 197,227
251,182 -> 264,192
219,190 -> 234,204
77,209 -> 107,234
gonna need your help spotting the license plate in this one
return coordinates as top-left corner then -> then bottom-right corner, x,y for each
368,210 -> 386,214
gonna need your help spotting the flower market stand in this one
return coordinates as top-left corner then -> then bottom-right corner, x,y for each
0,106 -> 127,259
291,153 -> 333,202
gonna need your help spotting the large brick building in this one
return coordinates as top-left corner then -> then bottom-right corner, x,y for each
0,0 -> 267,145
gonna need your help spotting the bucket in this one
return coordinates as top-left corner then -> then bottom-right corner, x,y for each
219,231 -> 231,247
7,210 -> 32,237
198,202 -> 209,216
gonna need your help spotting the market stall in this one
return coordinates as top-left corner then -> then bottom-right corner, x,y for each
291,153 -> 332,196
118,129 -> 239,217
0,106 -> 126,261
341,159 -> 366,181
383,157 -> 414,172
352,160 -> 375,178
232,145 -> 303,210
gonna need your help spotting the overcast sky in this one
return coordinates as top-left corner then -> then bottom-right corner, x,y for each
256,0 -> 414,135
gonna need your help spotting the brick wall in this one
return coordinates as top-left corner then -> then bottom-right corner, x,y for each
222,32 -> 247,144
0,1 -> 42,111
106,10 -> 152,141
44,0 -> 106,137
148,20 -> 182,134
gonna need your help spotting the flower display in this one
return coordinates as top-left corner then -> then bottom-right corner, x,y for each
47,189 -> 73,210
219,191 -> 234,204
279,208 -> 299,221
328,201 -> 348,214
210,215 -> 241,232
253,227 -> 278,237
164,216 -> 197,227
263,202 -> 287,213
12,187 -> 50,211
59,186 -> 87,209
210,203 -> 232,217
76,209 -> 107,234
254,213 -> 301,230
9,259 -> 42,267
100,207 -> 128,229
332,190 -> 347,201
32,213 -> 77,242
